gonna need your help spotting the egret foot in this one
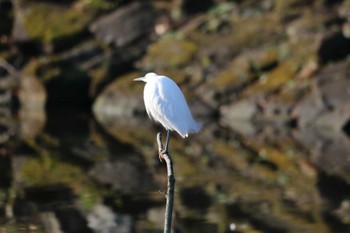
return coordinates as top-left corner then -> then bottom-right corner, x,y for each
158,149 -> 167,162
159,190 -> 167,197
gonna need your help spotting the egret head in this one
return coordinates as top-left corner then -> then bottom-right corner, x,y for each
133,72 -> 158,82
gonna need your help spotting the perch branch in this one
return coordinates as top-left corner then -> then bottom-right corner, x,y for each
157,132 -> 175,233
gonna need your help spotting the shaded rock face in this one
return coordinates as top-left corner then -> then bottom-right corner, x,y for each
88,158 -> 156,194
88,3 -> 161,93
293,61 -> 350,132
180,186 -> 212,211
220,61 -> 350,185
55,207 -> 94,233
318,31 -> 350,64
45,65 -> 91,108
289,61 -> 350,183
90,2 -> 158,47
0,0 -> 13,37
343,120 -> 350,137
3,1 -> 350,232
181,0 -> 214,15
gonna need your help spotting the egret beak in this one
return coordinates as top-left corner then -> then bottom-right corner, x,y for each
133,77 -> 145,82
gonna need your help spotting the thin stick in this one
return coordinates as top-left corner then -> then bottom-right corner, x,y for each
157,132 -> 175,233
164,130 -> 170,153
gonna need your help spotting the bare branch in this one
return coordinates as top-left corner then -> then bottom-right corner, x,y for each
157,132 -> 175,233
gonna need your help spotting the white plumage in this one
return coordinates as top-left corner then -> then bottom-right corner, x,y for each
134,72 -> 201,138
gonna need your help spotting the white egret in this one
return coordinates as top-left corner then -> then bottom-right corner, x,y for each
134,72 -> 202,154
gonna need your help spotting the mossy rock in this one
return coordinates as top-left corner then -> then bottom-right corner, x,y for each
21,153 -> 86,190
187,13 -> 284,63
209,56 -> 254,92
142,38 -> 198,70
274,0 -> 316,16
246,62 -> 297,95
96,113 -> 155,150
210,48 -> 278,92
209,140 -> 252,172
279,35 -> 320,66
229,15 -> 284,50
20,2 -> 94,50
281,11 -> 325,66
286,11 -> 329,38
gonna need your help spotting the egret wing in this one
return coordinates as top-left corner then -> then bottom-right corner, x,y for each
155,77 -> 194,137
143,76 -> 201,138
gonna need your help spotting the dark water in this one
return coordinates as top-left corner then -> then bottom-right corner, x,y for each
0,106 -> 350,233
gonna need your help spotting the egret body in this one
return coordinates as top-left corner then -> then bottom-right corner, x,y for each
134,72 -> 201,152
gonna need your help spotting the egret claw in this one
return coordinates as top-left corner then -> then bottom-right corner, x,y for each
159,190 -> 167,196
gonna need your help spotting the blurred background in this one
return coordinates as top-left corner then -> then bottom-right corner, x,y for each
1,0 -> 350,232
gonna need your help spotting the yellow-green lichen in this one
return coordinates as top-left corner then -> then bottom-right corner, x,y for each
78,0 -> 118,10
21,153 -> 86,189
247,62 -> 297,94
78,184 -> 103,211
188,14 -> 283,60
23,3 -> 93,43
209,49 -> 278,92
142,38 -> 198,70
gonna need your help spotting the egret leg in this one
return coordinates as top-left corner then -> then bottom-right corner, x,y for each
164,130 -> 170,153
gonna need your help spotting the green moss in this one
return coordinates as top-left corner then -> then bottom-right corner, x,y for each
105,122 -> 155,149
210,141 -> 251,171
21,153 -> 86,189
79,0 -> 118,10
78,185 -> 103,211
247,62 -> 296,94
188,14 -> 283,60
210,59 -> 254,91
274,0 -> 316,15
232,15 -> 283,49
256,146 -> 294,171
174,154 -> 201,183
251,49 -> 278,71
23,57 -> 59,81
210,49 -> 278,91
279,36 -> 319,65
142,38 -> 198,70
23,3 -> 92,43
0,51 -> 15,62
